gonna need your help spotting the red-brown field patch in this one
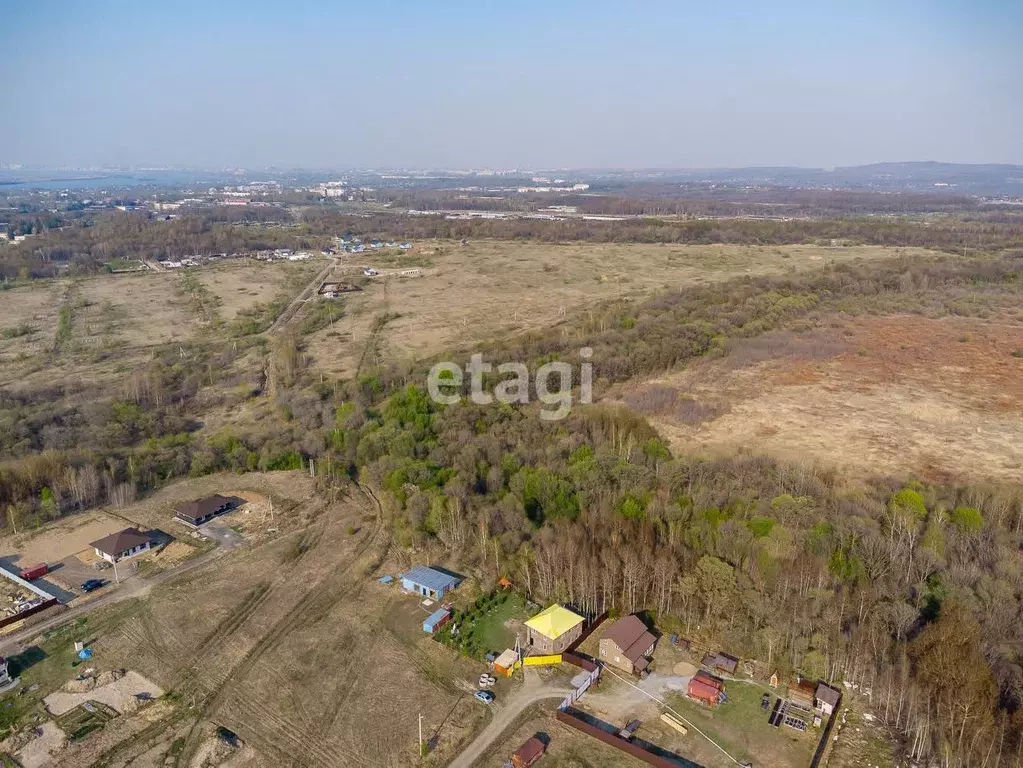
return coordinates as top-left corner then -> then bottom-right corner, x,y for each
626,315 -> 1023,483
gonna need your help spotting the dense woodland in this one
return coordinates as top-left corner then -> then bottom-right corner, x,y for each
1,208 -> 1022,763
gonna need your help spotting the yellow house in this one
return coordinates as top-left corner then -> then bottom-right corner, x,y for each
525,604 -> 584,654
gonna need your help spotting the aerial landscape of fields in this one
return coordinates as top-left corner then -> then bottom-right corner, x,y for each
1,3 -> 1022,767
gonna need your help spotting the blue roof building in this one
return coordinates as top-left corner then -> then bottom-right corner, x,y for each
423,607 -> 451,633
401,565 -> 462,599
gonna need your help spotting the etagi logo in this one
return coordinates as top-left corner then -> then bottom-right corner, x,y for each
427,349 -> 593,421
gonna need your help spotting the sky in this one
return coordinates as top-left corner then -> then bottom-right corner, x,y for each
1,0 -> 1021,170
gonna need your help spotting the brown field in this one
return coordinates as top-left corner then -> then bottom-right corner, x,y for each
302,240 -> 938,379
76,271 -> 197,347
0,282 -> 63,364
0,259 -> 321,393
197,259 -> 321,319
622,314 -> 1023,483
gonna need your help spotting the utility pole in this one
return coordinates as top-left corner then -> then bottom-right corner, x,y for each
112,557 -> 119,585
418,712 -> 423,757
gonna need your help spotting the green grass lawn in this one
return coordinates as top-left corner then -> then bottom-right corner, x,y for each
666,679 -> 817,768
438,591 -> 533,659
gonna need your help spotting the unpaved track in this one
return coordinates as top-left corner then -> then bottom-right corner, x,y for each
265,261 -> 334,336
171,483 -> 387,766
447,679 -> 572,768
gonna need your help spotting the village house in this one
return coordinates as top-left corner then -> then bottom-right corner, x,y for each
598,614 -> 656,675
174,495 -> 235,526
815,681 -> 841,715
90,527 -> 153,564
525,604 -> 584,655
400,565 -> 461,600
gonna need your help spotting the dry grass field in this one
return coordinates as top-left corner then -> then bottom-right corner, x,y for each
302,240 -> 938,379
197,260 -> 320,319
622,313 -> 1023,483
0,259 -> 320,393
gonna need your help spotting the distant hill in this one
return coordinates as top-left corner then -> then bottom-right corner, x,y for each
649,162 -> 1023,197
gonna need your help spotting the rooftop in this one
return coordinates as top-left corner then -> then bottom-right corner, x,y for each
175,494 -> 233,521
525,604 -> 584,640
90,527 -> 151,557
401,565 -> 461,593
602,614 -> 656,666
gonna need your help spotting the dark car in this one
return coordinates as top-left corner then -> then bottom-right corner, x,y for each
761,692 -> 772,711
80,579 -> 105,593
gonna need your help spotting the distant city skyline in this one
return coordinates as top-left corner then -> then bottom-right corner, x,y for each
2,1 -> 1021,169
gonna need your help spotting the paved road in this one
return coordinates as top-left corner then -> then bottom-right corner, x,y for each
0,536 -> 234,654
447,678 -> 572,768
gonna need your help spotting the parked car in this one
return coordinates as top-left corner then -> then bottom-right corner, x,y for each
474,690 -> 495,704
80,579 -> 105,593
761,693 -> 771,711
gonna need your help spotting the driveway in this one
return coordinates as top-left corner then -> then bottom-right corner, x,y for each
199,521 -> 244,550
447,671 -> 572,768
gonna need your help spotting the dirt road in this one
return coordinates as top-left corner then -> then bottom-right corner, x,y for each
0,537 -> 234,654
264,260 -> 334,336
447,675 -> 572,768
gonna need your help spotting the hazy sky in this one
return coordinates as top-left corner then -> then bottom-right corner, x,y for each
1,0 -> 1021,169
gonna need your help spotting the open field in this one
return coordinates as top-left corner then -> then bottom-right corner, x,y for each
302,240 -> 938,379
0,282 -> 63,364
0,259 -> 320,393
196,259 -> 321,319
623,314 -> 1023,483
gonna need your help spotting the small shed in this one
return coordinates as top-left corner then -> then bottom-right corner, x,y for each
423,607 -> 451,634
401,566 -> 462,600
702,651 -> 739,675
494,648 -> 520,677
687,671 -> 725,706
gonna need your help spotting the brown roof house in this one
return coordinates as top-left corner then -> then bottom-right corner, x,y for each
175,495 -> 234,526
91,528 -> 152,564
598,615 -> 656,674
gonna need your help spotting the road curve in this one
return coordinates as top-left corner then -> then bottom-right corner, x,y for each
447,687 -> 572,768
